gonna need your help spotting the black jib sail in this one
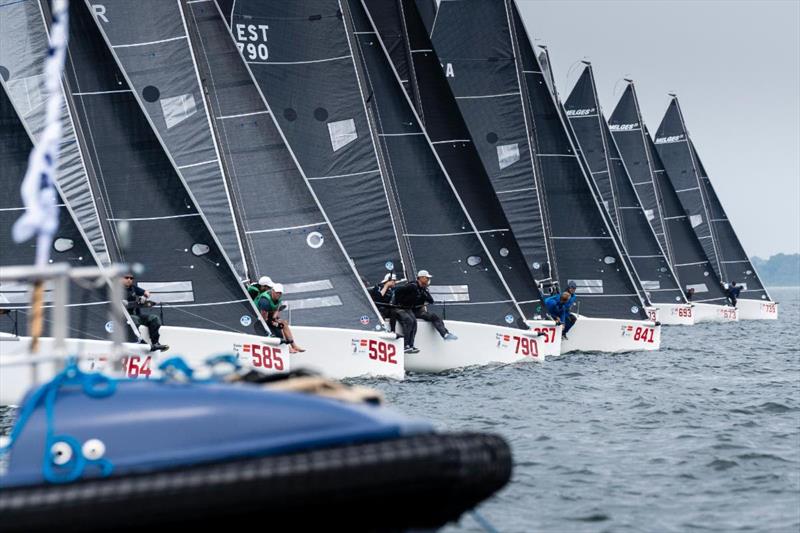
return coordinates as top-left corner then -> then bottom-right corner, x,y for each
0,81 -> 118,341
564,65 -> 686,306
431,0 -> 647,320
52,0 -> 263,335
609,83 -> 728,304
85,0 -> 248,279
215,0 -> 404,286
361,0 -> 546,320
689,142 -> 770,301
0,0 -> 110,265
221,0 -> 528,327
181,0 -> 383,330
655,97 -> 771,302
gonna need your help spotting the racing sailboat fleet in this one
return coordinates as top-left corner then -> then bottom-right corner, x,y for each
0,0 -> 778,393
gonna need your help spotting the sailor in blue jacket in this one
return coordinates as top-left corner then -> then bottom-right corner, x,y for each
726,281 -> 742,307
544,291 -> 578,339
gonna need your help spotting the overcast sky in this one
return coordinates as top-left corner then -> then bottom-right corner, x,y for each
517,0 -> 800,259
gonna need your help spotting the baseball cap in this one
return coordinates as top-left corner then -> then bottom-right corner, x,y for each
567,280 -> 577,290
417,270 -> 433,278
258,276 -> 273,286
271,283 -> 284,293
382,273 -> 397,283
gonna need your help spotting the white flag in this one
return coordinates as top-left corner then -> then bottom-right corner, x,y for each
12,0 -> 69,267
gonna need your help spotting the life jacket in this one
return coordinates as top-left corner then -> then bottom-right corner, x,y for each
255,291 -> 281,314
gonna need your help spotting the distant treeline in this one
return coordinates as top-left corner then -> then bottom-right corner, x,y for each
751,254 -> 800,287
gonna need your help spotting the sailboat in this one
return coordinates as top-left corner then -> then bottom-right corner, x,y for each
82,0 -> 404,379
217,0 -> 560,368
564,63 -> 693,325
430,0 -> 660,353
608,81 -> 737,322
654,96 -> 777,320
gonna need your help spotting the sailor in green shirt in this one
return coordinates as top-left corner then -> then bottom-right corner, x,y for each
256,283 -> 305,353
247,276 -> 273,301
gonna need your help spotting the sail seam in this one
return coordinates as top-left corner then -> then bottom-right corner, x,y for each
307,169 -> 381,181
107,213 -> 200,222
177,158 -> 218,169
674,261 -> 708,267
674,186 -> 700,193
112,36 -> 187,48
72,89 -> 132,96
215,110 -> 269,120
455,91 -> 519,100
247,55 -> 351,66
430,139 -> 471,144
496,186 -> 537,194
550,236 -> 612,240
378,132 -> 424,137
245,222 -> 326,235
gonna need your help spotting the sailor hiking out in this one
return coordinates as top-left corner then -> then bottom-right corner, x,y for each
392,270 -> 458,354
247,275 -> 273,301
544,291 -> 578,340
122,272 -> 168,352
255,283 -> 305,353
725,281 -> 742,307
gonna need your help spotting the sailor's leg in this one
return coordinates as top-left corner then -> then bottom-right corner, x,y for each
564,313 -> 577,334
281,321 -> 305,353
143,314 -> 161,343
396,310 -> 417,348
414,309 -> 448,337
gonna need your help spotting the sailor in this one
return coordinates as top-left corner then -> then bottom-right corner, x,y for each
544,291 -> 577,340
566,280 -> 578,307
686,287 -> 695,301
121,272 -> 168,352
247,275 -> 273,301
369,273 -> 398,319
255,283 -> 305,353
392,270 -> 457,353
725,281 -> 742,307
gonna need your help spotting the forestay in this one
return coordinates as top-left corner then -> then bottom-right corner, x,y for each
51,1 -> 263,335
431,0 -> 647,320
182,0 -> 383,330
564,65 -> 686,306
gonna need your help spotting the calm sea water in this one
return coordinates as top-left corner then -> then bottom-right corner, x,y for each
357,288 -> 800,532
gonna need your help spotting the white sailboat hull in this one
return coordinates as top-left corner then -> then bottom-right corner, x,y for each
654,303 -> 695,325
0,325 -> 404,404
402,319 -> 561,373
736,299 -> 779,320
559,316 -> 661,354
692,302 -> 739,323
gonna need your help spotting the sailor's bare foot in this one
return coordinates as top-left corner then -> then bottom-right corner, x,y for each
289,344 -> 306,353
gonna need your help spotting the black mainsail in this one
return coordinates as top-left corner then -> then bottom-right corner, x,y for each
1,81 -> 118,341
51,0 -> 262,335
431,0 -> 647,320
564,65 -> 686,306
361,0 -> 545,320
216,0 -> 405,286
608,82 -> 671,263
181,0 -> 382,329
654,97 -> 771,302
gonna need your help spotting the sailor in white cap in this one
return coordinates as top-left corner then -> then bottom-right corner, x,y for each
247,275 -> 274,301
255,282 -> 305,353
391,269 -> 457,353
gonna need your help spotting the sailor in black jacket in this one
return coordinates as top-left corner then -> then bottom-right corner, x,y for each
392,270 -> 457,353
